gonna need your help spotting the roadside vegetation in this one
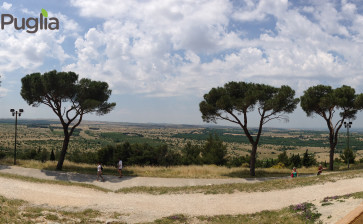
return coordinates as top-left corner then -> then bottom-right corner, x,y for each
0,195 -> 125,224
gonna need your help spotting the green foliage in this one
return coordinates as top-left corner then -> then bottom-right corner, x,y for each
200,81 -> 299,176
340,147 -> 356,164
200,81 -> 299,124
290,154 -> 302,168
300,84 -> 363,170
50,149 -> 55,161
302,149 -> 316,167
39,148 -> 48,163
277,151 -> 289,167
300,85 -> 334,117
181,142 -> 202,165
202,134 -> 227,165
226,155 -> 250,167
300,85 -> 359,118
0,151 -> 5,159
96,142 -> 182,167
20,70 -> 116,170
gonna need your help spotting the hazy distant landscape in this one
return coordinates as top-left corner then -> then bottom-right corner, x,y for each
1,119 -> 362,165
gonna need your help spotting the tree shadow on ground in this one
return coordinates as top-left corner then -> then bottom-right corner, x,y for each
39,165 -> 136,184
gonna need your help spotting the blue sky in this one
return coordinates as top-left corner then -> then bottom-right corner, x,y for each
1,0 -> 363,129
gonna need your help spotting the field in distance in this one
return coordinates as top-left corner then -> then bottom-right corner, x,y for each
0,119 -> 362,163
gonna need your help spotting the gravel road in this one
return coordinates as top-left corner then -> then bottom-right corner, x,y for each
0,168 -> 361,223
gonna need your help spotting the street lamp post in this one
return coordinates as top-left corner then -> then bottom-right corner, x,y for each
10,109 -> 23,165
344,120 -> 352,169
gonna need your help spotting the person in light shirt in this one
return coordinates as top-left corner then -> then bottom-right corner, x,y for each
97,162 -> 104,182
117,158 -> 123,178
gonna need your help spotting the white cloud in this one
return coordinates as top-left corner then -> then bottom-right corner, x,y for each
0,9 -> 82,73
66,0 -> 363,98
1,2 -> 12,10
233,0 -> 288,21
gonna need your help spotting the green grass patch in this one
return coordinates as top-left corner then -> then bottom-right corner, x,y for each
352,191 -> 363,199
149,207 -> 318,224
321,202 -> 333,206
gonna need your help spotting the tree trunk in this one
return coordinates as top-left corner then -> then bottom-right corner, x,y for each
56,134 -> 70,170
249,144 -> 258,176
329,131 -> 335,171
329,147 -> 334,171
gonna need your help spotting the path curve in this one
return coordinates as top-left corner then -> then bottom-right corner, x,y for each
0,165 -> 295,191
0,166 -> 361,223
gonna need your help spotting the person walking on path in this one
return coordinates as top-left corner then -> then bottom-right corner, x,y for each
291,167 -> 298,178
317,164 -> 325,175
97,162 -> 104,182
117,158 -> 123,178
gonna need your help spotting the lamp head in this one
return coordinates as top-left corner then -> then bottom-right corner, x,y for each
19,109 -> 24,113
10,109 -> 15,113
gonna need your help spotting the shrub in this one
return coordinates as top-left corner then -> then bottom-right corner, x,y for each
340,147 -> 356,164
0,151 -> 5,159
277,151 -> 290,167
272,162 -> 285,169
201,134 -> 227,166
302,149 -> 316,167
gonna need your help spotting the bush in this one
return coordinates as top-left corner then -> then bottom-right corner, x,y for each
340,147 -> 356,164
277,151 -> 290,167
201,134 -> 227,166
50,149 -> 55,161
0,152 -> 5,159
290,153 -> 302,168
302,149 -> 316,167
272,162 -> 285,169
181,142 -> 202,165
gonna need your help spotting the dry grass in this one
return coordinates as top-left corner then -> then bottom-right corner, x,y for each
2,158 -> 362,179
124,165 -> 320,178
1,159 -> 321,178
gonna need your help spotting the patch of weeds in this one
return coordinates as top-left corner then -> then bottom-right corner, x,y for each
81,208 -> 100,218
321,193 -> 353,204
153,214 -> 188,223
167,214 -> 187,222
321,202 -> 333,206
352,192 -> 363,199
45,213 -> 59,221
289,203 -> 321,223
327,215 -> 332,219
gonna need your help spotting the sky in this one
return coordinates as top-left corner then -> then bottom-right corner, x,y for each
1,0 -> 363,129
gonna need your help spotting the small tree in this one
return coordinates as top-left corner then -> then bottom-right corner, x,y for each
200,81 -> 299,176
290,153 -> 302,168
302,149 -> 316,167
277,150 -> 290,167
300,85 -> 363,170
50,149 -> 55,161
340,147 -> 355,164
21,70 -> 116,170
182,142 -> 202,165
202,134 -> 227,166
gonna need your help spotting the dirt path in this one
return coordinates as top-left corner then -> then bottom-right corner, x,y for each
0,165 -> 294,191
0,174 -> 362,223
